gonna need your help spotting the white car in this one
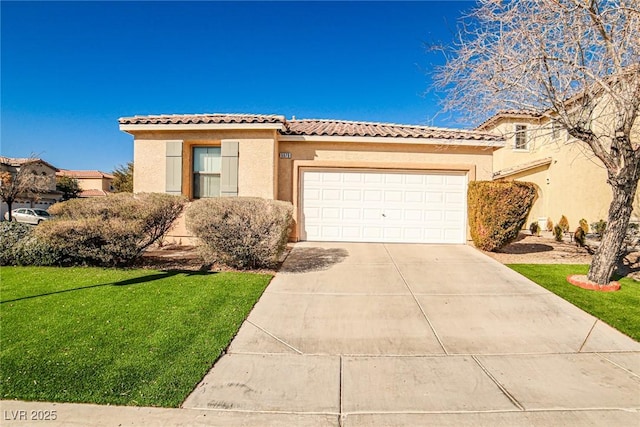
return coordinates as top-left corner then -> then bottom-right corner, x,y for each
4,208 -> 51,225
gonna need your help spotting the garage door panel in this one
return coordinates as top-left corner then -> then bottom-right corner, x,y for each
404,191 -> 424,203
343,173 -> 363,183
302,170 -> 466,243
404,210 -> 423,221
343,190 -> 362,201
363,209 -> 383,220
342,208 -> 362,220
384,191 -> 403,203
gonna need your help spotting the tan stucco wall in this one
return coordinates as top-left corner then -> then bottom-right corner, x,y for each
131,129 -> 277,199
277,140 -> 495,240
76,177 -> 112,192
134,138 -> 167,193
490,118 -> 621,230
128,128 -> 497,242
277,141 -> 494,202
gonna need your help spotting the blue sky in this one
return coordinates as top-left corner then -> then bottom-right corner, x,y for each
1,1 -> 475,172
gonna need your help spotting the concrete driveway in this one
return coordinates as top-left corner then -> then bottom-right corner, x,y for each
181,242 -> 639,426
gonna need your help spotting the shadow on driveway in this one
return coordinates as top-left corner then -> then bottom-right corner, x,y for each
280,247 -> 349,273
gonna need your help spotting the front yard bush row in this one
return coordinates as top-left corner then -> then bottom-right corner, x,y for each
1,193 -> 186,267
186,197 -> 293,269
467,181 -> 537,251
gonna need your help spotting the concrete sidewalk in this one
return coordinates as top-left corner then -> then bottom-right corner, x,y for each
3,243 -> 639,426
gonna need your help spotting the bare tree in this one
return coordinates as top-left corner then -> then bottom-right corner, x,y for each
0,159 -> 53,221
434,0 -> 640,285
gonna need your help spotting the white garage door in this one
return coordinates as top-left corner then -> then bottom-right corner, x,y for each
301,170 -> 467,243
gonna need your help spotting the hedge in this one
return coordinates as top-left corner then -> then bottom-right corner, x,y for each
467,181 -> 537,251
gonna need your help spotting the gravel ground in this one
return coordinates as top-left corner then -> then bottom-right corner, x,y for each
478,232 -> 594,264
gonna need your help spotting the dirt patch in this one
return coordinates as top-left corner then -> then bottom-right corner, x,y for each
137,243 -> 289,274
479,232 -> 640,280
137,244 -> 207,271
480,233 -> 593,264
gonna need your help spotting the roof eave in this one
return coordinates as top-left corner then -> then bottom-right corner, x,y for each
119,123 -> 286,134
279,134 -> 505,148
493,157 -> 553,179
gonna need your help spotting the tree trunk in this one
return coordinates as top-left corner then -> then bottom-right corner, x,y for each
6,200 -> 13,221
588,178 -> 639,285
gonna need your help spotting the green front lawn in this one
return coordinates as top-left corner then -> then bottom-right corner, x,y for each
508,264 -> 640,342
0,267 -> 271,407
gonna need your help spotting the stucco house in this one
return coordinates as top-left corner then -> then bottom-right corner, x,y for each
119,114 -> 504,244
479,111 -> 639,232
56,169 -> 115,197
0,156 -> 62,218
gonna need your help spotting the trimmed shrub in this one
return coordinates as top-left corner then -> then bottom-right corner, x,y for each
0,222 -> 62,266
546,217 -> 554,232
36,193 -> 186,266
558,215 -> 570,233
579,218 -> 589,234
0,222 -> 32,265
529,221 -> 540,236
186,197 -> 293,269
574,226 -> 586,247
467,181 -> 537,251
591,219 -> 607,237
553,224 -> 564,242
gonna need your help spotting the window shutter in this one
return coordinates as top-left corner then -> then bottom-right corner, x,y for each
220,140 -> 239,197
166,141 -> 183,195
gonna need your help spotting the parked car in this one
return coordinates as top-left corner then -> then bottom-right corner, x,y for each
4,208 -> 51,225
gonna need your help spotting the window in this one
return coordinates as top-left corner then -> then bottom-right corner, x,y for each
193,147 -> 221,198
514,125 -> 528,150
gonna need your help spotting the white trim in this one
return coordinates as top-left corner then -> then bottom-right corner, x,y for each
279,134 -> 504,147
120,123 -> 285,133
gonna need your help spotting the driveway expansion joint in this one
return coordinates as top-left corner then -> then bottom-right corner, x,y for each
471,355 -> 525,411
578,319 -> 599,352
383,243 -> 449,355
246,320 -> 303,355
597,352 -> 640,379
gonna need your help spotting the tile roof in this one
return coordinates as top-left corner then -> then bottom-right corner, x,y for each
0,156 -> 59,171
118,113 -> 502,142
493,157 -> 553,179
476,110 -> 544,131
284,119 -> 502,141
79,189 -> 111,197
119,113 -> 286,125
57,170 -> 115,179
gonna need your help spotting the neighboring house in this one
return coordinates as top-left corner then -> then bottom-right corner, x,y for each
56,170 -> 115,197
0,156 -> 62,219
119,114 -> 504,244
478,111 -> 639,231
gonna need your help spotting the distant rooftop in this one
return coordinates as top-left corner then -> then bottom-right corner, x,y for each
0,156 -> 59,171
57,170 -> 115,180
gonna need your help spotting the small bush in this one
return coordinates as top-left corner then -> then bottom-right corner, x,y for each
0,222 -> 62,266
558,215 -> 570,233
36,193 -> 186,266
0,222 -> 32,265
591,219 -> 607,237
546,217 -> 554,232
574,226 -> 586,247
579,218 -> 589,234
529,221 -> 540,236
467,181 -> 537,251
553,224 -> 564,242
186,197 -> 293,269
